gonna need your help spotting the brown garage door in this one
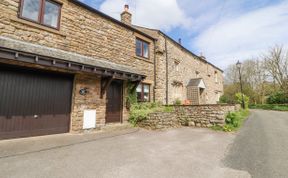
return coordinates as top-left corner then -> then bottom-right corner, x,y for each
0,64 -> 73,139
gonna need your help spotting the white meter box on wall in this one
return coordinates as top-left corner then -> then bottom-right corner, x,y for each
83,110 -> 96,129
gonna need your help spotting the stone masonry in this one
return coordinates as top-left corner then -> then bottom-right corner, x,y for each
138,104 -> 241,130
134,26 -> 224,105
0,0 -> 155,132
0,0 -> 225,134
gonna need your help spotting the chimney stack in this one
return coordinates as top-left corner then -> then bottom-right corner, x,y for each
121,4 -> 132,25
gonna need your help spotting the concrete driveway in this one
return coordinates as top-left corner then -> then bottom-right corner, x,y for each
0,128 -> 249,178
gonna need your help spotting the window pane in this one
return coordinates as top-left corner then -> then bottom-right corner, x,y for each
136,39 -> 142,57
143,42 -> 149,58
143,92 -> 149,102
43,0 -> 60,28
22,0 -> 41,21
136,84 -> 142,92
143,84 -> 149,93
143,84 -> 150,102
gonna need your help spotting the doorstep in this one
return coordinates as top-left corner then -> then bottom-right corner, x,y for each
0,126 -> 138,159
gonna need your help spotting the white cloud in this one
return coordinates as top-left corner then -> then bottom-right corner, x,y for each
99,0 -> 192,31
96,0 -> 288,69
193,1 -> 288,69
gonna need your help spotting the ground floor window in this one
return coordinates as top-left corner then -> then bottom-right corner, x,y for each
136,83 -> 150,102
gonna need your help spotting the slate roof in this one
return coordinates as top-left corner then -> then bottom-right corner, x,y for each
0,36 -> 145,76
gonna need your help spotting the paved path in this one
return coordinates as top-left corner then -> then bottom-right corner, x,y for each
0,127 -> 249,178
224,110 -> 288,178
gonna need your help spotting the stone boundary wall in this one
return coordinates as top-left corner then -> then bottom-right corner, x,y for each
138,104 -> 241,130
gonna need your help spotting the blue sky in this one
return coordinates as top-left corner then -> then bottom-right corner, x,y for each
79,0 -> 288,69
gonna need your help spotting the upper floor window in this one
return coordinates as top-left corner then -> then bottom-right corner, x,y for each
215,71 -> 218,83
136,38 -> 149,58
174,60 -> 180,71
19,0 -> 61,29
136,83 -> 150,102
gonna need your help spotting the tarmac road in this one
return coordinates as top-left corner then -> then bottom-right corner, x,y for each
224,110 -> 288,178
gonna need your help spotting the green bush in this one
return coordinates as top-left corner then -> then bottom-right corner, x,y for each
235,93 -> 249,109
211,109 -> 250,132
129,102 -> 175,126
267,91 -> 288,104
249,104 -> 288,111
174,99 -> 182,105
219,95 -> 230,104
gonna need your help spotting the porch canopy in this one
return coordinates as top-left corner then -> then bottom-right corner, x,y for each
187,78 -> 206,89
0,36 -> 146,82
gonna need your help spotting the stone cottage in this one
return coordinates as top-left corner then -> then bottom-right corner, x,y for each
132,23 -> 224,105
0,0 -> 156,139
0,0 -> 223,139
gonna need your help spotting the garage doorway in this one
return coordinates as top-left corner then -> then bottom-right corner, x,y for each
0,64 -> 73,139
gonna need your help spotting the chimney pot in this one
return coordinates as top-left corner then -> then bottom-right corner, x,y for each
124,4 -> 129,11
178,38 -> 182,45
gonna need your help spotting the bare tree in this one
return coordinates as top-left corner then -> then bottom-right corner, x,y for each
264,46 -> 288,91
224,59 -> 269,103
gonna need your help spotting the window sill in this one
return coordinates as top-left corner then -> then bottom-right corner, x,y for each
11,16 -> 67,37
134,56 -> 153,64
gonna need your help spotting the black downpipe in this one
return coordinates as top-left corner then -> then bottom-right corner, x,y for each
153,40 -> 157,102
165,37 -> 169,105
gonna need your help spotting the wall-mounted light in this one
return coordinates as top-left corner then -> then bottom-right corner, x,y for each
79,87 -> 89,96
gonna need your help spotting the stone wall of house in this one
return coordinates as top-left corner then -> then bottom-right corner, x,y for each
151,32 -> 224,105
165,36 -> 224,104
71,74 -> 129,132
138,104 -> 240,129
71,74 -> 105,132
0,0 -> 153,132
0,0 -> 155,97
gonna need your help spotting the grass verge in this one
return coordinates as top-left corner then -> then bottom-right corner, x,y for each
249,104 -> 288,111
211,109 -> 250,132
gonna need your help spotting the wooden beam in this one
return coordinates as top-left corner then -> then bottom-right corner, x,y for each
100,76 -> 114,99
130,80 -> 141,93
0,47 -> 147,82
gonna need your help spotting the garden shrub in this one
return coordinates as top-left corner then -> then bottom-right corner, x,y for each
267,91 -> 288,104
174,99 -> 182,105
235,92 -> 250,109
249,104 -> 288,111
212,109 -> 250,132
128,102 -> 175,126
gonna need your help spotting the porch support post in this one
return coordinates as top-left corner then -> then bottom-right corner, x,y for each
101,76 -> 114,99
130,80 -> 141,93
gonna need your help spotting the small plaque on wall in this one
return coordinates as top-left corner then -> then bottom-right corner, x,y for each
83,110 -> 96,129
